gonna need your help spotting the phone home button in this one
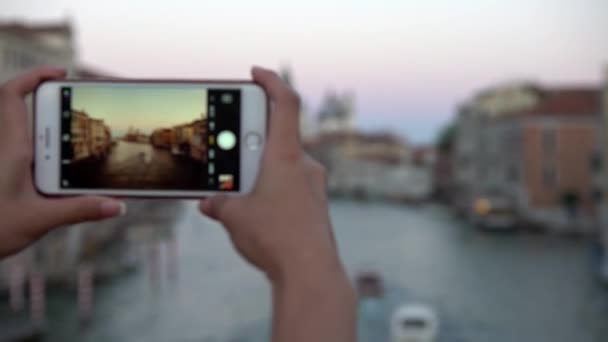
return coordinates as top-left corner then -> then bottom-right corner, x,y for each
245,132 -> 262,150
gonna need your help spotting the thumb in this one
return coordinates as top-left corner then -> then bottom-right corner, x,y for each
199,195 -> 237,223
23,197 -> 126,236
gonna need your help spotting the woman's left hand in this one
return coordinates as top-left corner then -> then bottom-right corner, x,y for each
0,66 -> 126,258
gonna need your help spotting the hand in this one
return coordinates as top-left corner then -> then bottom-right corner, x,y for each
0,66 -> 126,258
200,67 -> 343,283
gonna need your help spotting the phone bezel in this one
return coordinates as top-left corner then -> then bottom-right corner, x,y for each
34,79 -> 267,198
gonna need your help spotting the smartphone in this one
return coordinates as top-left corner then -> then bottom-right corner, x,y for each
34,80 -> 267,198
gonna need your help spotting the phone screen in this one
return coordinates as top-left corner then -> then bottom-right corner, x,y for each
58,85 -> 240,191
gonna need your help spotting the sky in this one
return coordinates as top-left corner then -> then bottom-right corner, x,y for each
3,0 -> 608,143
71,85 -> 207,137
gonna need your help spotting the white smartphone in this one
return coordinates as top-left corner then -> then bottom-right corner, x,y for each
34,80 -> 267,198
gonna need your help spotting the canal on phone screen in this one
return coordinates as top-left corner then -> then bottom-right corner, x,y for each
64,140 -> 205,190
39,201 -> 608,341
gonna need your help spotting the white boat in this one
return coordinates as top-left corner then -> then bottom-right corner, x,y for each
391,304 -> 439,342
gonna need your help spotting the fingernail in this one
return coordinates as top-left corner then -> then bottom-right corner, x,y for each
100,200 -> 127,218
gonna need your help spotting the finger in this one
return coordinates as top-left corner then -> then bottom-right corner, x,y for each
22,197 -> 126,238
301,155 -> 335,247
251,66 -> 301,155
0,67 -> 66,148
199,195 -> 231,222
3,66 -> 66,96
303,154 -> 328,202
0,95 -> 32,150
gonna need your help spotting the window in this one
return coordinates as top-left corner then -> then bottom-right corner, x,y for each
506,166 -> 518,182
458,156 -> 470,168
3,49 -> 15,67
19,53 -> 37,69
592,188 -> 603,203
542,164 -> 557,188
2,48 -> 38,69
478,165 -> 488,179
542,127 -> 557,154
590,151 -> 602,172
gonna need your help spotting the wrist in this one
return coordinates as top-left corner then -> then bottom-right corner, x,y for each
270,257 -> 357,319
269,249 -> 351,293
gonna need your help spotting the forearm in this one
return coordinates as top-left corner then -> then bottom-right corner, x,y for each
270,261 -> 357,342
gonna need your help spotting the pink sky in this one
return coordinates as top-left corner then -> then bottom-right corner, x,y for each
4,0 -> 608,142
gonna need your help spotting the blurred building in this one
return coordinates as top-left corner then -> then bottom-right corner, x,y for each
0,21 -> 113,86
0,21 -> 76,82
189,119 -> 207,161
89,118 -> 111,158
68,110 -> 112,161
453,82 -> 602,232
517,88 -> 599,231
318,91 -> 355,134
598,68 -> 608,282
151,128 -> 175,149
0,21 -> 184,300
306,132 -> 433,201
151,119 -> 207,162
172,122 -> 195,156
453,84 -> 544,215
124,127 -> 148,143
433,125 -> 456,201
0,19 -> 124,294
71,110 -> 92,161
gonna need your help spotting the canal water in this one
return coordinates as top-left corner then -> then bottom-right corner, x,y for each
65,141 -> 205,189
42,200 -> 608,341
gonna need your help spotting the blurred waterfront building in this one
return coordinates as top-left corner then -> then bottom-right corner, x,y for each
0,21 -> 76,82
517,88 -> 600,232
598,68 -> 608,282
0,20 -> 107,82
124,127 -> 149,144
453,83 -> 544,216
88,118 -> 111,158
172,122 -> 195,154
318,91 -> 355,134
151,128 -> 175,149
71,110 -> 92,161
305,132 -> 434,201
150,118 -> 207,162
69,110 -> 112,161
189,119 -> 207,162
0,21 -> 184,305
433,124 -> 456,202
453,82 -> 602,233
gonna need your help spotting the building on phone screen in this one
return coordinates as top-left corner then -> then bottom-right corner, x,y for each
70,110 -> 112,162
598,67 -> 608,283
189,119 -> 207,162
71,110 -> 92,161
151,128 -> 175,149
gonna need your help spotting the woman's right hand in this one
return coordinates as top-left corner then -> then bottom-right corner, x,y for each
199,66 -> 343,284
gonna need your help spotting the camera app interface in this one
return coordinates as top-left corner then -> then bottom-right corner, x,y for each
59,85 -> 240,191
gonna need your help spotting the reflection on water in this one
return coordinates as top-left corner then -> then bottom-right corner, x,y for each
109,141 -> 154,164
39,201 -> 608,341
